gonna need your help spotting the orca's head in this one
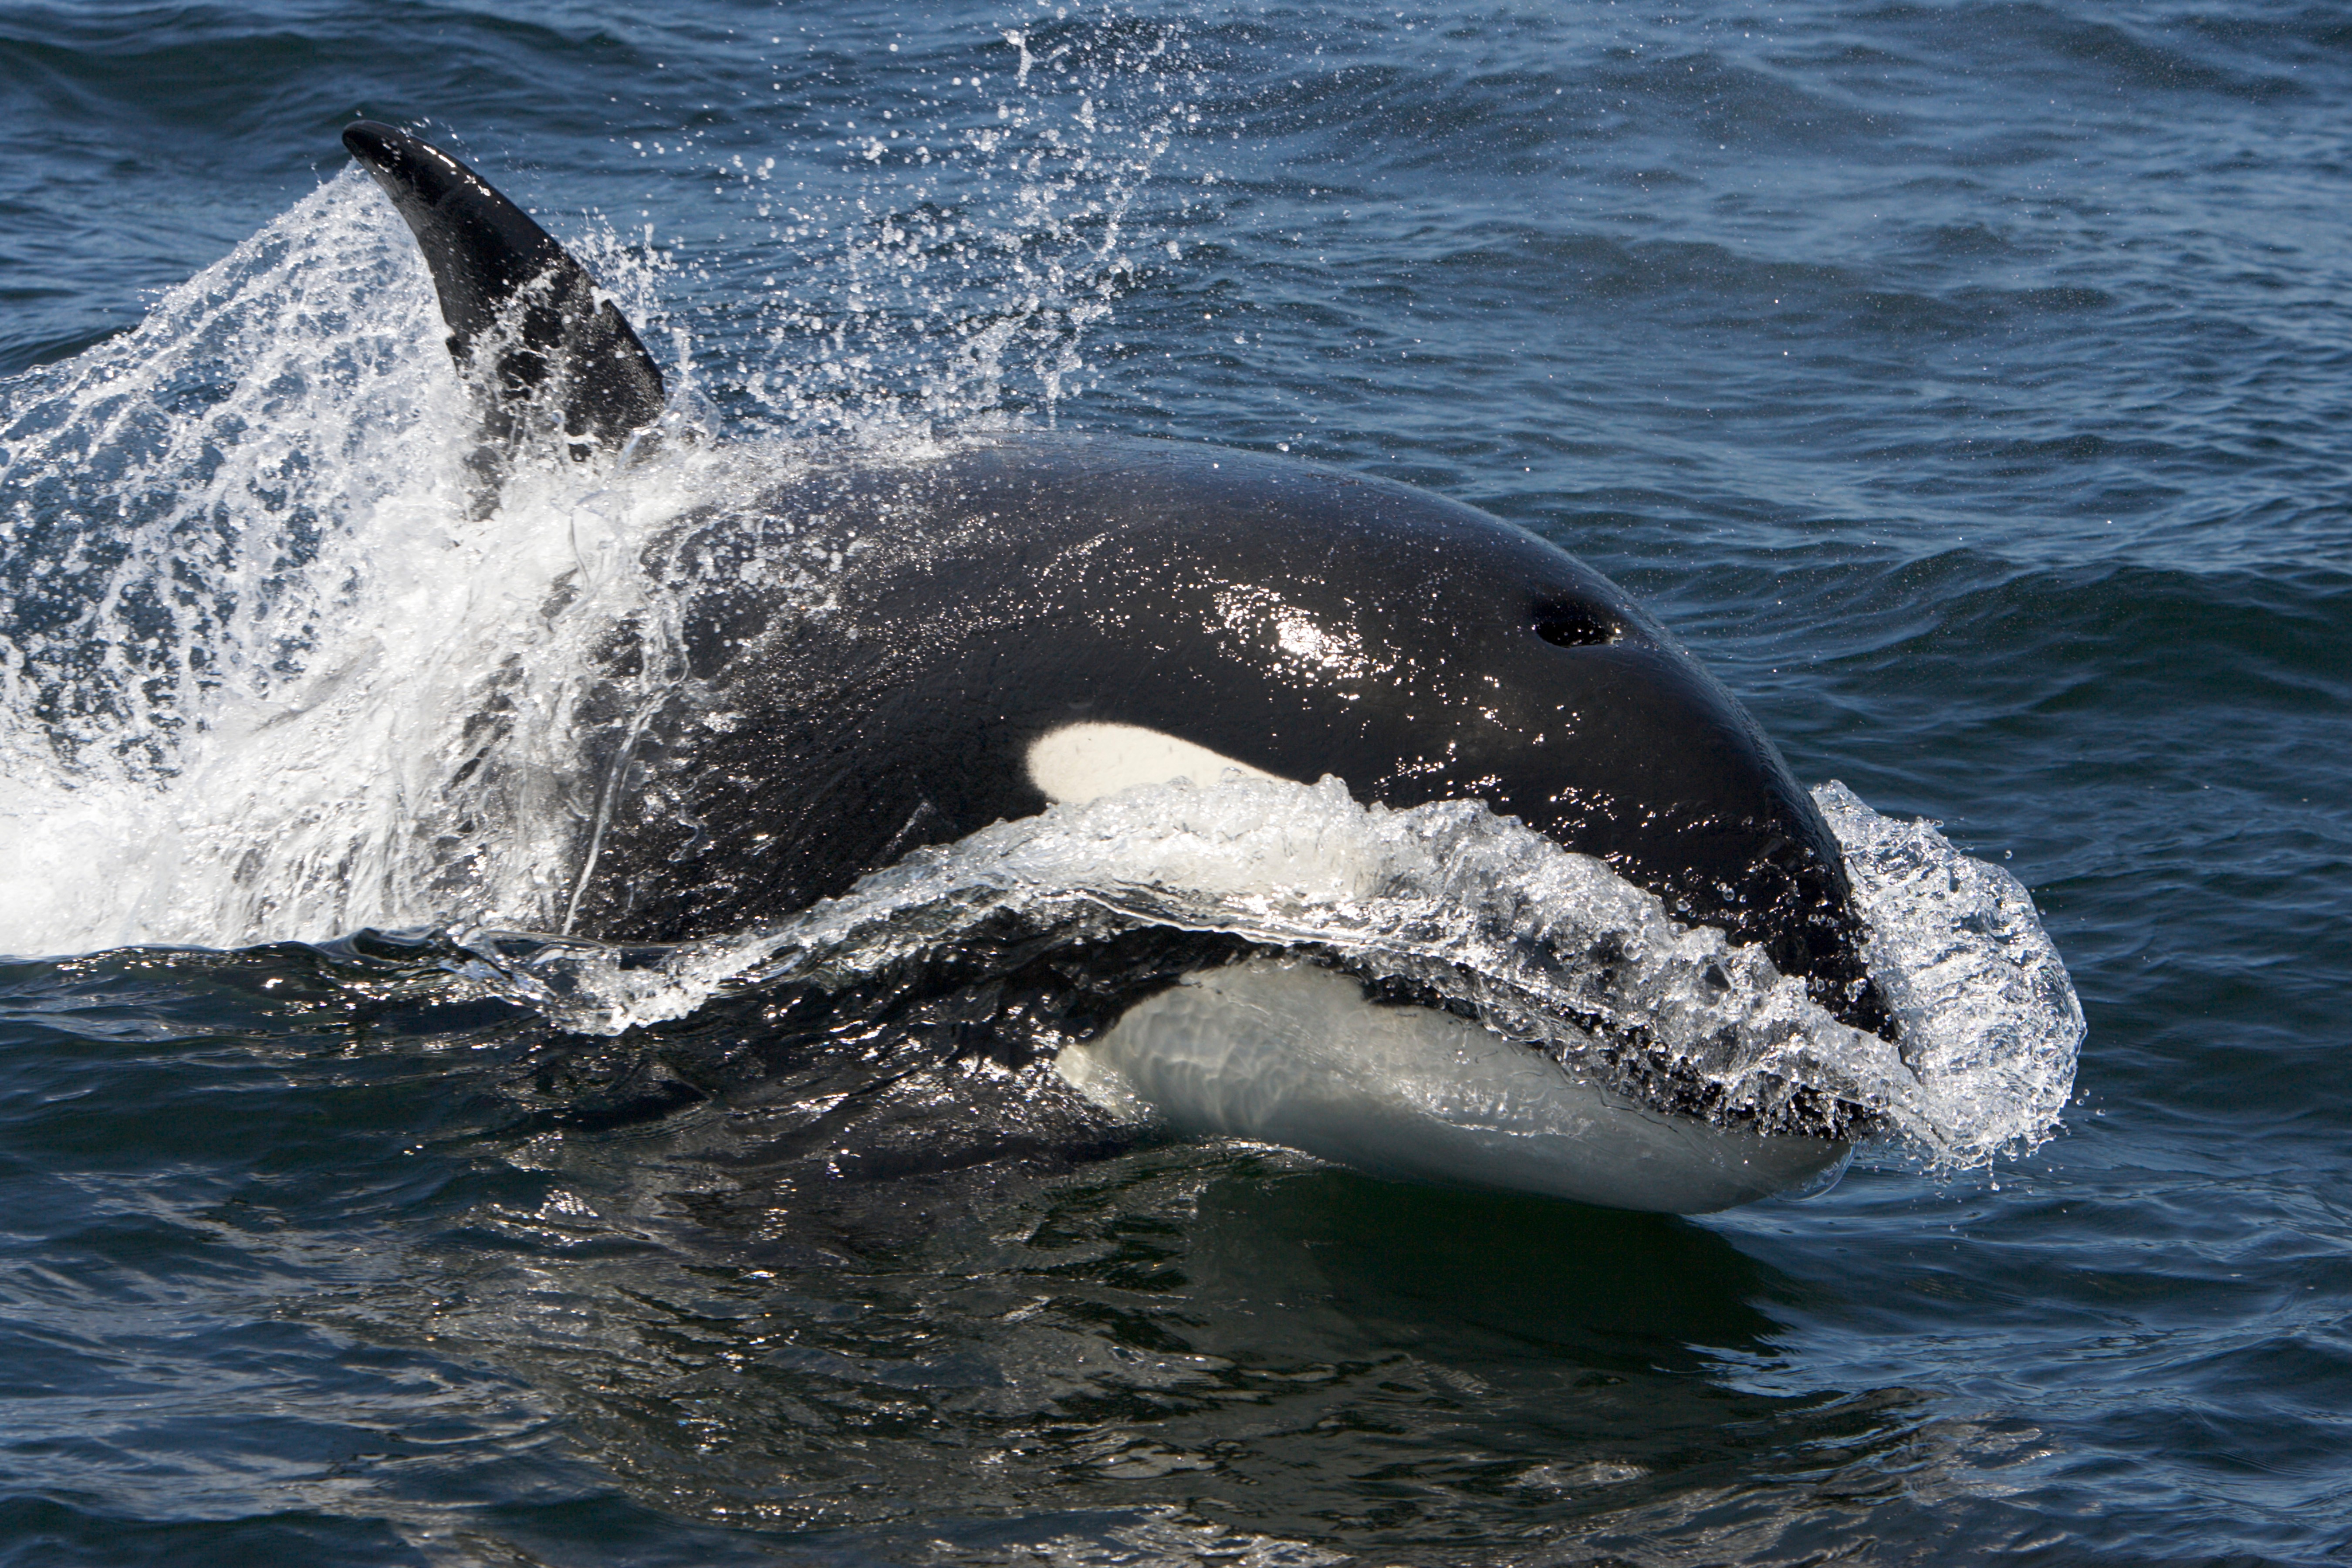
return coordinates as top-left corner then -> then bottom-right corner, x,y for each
963,438 -> 1893,1039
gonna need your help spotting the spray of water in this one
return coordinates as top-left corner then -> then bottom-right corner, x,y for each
646,16 -> 1201,439
0,172 -> 716,951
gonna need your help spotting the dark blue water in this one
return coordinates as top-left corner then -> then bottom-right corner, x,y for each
1,3 -> 2346,1563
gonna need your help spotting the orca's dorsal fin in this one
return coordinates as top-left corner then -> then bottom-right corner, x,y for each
341,121 -> 664,456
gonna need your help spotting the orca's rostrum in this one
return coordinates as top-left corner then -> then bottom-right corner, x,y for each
342,121 -> 1897,1213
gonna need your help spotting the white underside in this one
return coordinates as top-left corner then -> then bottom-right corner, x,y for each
1057,957 -> 1847,1213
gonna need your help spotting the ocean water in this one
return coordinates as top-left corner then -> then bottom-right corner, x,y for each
0,2 -> 2344,1564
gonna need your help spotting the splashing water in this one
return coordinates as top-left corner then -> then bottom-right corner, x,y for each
1815,780 -> 2085,1167
449,775 -> 2080,1170
0,23 -> 1201,956
0,172 -> 716,952
664,17 -> 1203,439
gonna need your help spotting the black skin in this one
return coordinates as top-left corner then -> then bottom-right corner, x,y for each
341,122 -> 1892,1039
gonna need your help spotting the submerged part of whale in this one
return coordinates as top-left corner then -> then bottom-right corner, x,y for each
342,122 -> 1893,1210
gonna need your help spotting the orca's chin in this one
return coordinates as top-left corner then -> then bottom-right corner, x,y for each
1058,958 -> 1849,1214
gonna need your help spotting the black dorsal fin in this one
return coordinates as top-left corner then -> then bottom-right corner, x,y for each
341,121 -> 664,454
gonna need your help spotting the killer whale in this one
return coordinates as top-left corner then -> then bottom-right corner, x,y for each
341,122 -> 1889,1210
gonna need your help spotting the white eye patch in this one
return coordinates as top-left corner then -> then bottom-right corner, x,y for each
1026,722 -> 1286,805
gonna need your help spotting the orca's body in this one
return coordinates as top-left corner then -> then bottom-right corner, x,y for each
342,122 -> 1888,1211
